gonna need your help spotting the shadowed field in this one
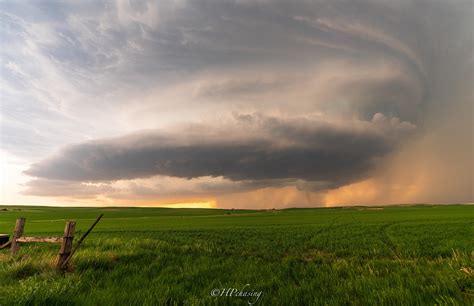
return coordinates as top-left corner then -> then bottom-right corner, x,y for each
0,205 -> 473,305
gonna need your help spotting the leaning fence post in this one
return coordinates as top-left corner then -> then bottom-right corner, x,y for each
57,221 -> 76,270
11,218 -> 25,255
59,214 -> 103,270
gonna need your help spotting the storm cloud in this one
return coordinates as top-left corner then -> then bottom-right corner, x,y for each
24,114 -> 415,188
1,0 -> 472,207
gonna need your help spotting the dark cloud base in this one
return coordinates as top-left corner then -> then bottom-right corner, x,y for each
24,114 -> 415,193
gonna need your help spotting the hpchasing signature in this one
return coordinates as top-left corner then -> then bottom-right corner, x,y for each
211,284 -> 263,305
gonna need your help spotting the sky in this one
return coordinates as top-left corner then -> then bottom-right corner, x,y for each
0,0 -> 473,208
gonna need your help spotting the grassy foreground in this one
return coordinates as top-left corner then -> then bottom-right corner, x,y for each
0,205 -> 473,305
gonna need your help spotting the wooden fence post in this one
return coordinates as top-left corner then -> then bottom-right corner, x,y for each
11,218 -> 25,255
57,221 -> 76,270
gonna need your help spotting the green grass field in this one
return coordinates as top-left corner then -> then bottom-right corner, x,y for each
0,205 -> 473,305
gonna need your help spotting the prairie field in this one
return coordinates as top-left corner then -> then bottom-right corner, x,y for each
0,205 -> 473,305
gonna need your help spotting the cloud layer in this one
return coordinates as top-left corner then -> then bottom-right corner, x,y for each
24,114 -> 415,192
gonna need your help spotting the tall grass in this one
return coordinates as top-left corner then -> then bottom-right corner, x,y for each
0,205 -> 473,305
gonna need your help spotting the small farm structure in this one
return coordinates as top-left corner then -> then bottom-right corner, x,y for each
0,214 -> 103,270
